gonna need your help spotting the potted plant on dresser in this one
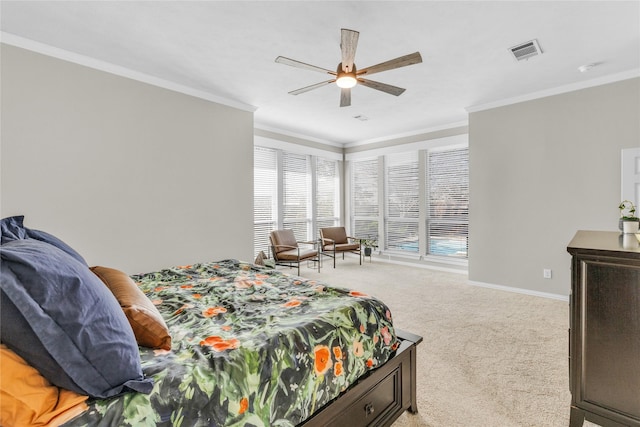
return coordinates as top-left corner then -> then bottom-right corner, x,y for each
619,200 -> 639,233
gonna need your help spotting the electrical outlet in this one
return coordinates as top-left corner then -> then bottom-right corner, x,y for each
543,269 -> 552,279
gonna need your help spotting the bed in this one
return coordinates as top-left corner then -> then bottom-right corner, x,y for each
0,216 -> 421,427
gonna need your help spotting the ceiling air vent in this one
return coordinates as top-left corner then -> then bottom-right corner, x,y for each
509,39 -> 542,61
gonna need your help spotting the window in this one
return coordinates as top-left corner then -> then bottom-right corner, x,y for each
253,147 -> 278,256
351,158 -> 379,240
426,147 -> 469,258
282,152 -> 311,241
253,146 -> 341,256
315,157 -> 340,230
348,141 -> 468,261
385,152 -> 419,252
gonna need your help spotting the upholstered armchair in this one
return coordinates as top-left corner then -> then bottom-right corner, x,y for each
269,229 -> 320,275
319,226 -> 361,268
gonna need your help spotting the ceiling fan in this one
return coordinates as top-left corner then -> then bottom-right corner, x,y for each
275,28 -> 423,107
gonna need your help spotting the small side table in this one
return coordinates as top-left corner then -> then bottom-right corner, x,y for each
357,238 -> 376,263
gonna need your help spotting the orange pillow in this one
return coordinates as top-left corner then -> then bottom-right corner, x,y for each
90,266 -> 172,350
0,344 -> 88,427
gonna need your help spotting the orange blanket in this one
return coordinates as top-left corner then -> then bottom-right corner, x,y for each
0,344 -> 88,427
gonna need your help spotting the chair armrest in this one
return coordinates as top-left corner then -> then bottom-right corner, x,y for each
272,244 -> 298,251
321,237 -> 336,245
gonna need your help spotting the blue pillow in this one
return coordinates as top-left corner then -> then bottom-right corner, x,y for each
0,290 -> 83,392
25,228 -> 87,265
0,215 -> 28,244
0,215 -> 86,264
0,239 -> 153,398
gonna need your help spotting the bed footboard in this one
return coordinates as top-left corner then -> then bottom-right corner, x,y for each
302,329 -> 422,426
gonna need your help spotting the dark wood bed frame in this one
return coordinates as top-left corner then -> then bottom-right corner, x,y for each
302,329 -> 422,426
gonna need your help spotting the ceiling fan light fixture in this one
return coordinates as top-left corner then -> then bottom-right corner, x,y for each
336,75 -> 357,88
336,62 -> 357,88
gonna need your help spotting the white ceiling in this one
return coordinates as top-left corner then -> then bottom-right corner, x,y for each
1,1 -> 639,146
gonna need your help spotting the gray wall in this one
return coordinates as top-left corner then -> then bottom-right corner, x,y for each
1,45 -> 255,274
469,78 -> 640,296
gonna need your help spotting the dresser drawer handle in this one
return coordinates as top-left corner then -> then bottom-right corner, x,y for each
364,402 -> 375,416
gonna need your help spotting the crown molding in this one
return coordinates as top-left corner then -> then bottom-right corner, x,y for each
253,123 -> 343,148
466,69 -> 640,113
344,120 -> 469,149
1,32 -> 258,113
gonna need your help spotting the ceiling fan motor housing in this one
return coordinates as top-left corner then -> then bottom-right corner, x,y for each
336,63 -> 357,88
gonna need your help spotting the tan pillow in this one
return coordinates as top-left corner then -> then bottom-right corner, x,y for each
0,344 -> 88,427
254,250 -> 267,266
90,266 -> 172,350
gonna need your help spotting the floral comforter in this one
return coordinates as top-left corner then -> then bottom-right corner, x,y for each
64,259 -> 398,427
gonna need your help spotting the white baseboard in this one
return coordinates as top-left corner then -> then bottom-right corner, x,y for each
374,256 -> 468,275
469,280 -> 569,302
352,253 -> 569,302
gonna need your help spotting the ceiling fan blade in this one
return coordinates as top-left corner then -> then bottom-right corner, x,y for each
358,78 -> 406,96
289,80 -> 336,95
340,88 -> 351,107
357,52 -> 423,76
275,56 -> 336,75
340,29 -> 359,73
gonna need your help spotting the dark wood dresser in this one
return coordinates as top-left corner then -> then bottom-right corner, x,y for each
567,231 -> 640,427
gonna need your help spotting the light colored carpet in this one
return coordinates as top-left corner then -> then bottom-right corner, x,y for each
288,255 -> 594,427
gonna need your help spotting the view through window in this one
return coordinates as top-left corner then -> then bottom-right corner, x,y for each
350,146 -> 468,259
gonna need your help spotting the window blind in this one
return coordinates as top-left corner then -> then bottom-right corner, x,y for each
385,152 -> 419,252
427,147 -> 469,258
351,158 -> 379,239
253,146 -> 277,256
316,157 -> 339,231
282,152 -> 311,241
